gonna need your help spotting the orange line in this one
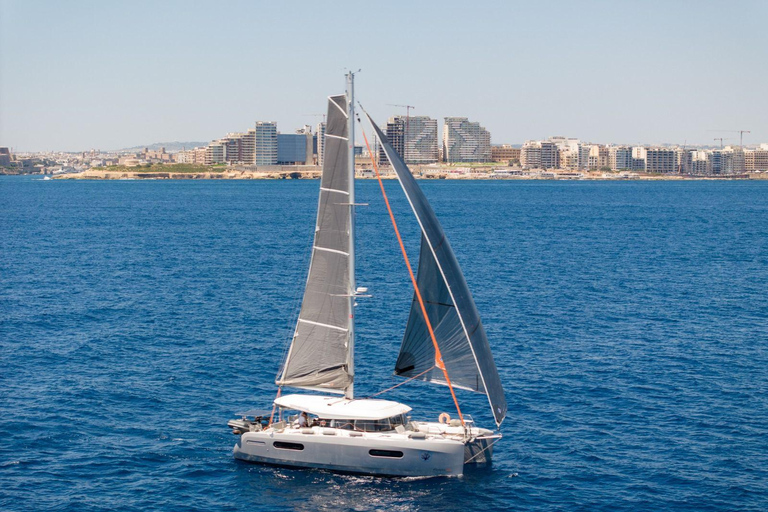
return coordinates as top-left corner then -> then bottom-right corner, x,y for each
359,125 -> 465,427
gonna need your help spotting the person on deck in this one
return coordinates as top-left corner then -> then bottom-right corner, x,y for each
298,411 -> 308,428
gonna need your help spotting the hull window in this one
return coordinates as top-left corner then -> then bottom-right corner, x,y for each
273,441 -> 305,451
369,449 -> 404,458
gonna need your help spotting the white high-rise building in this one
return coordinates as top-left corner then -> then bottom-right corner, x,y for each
254,121 -> 278,166
520,140 -> 541,169
442,117 -> 491,163
316,122 -> 326,166
608,146 -> 632,170
691,150 -> 711,174
404,116 -> 438,164
724,146 -> 745,173
205,140 -> 226,165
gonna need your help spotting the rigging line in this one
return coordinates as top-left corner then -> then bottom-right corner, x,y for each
362,366 -> 436,399
268,386 -> 283,426
464,437 -> 501,464
358,114 -> 466,428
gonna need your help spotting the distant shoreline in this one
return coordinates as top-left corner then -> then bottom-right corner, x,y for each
51,167 -> 766,181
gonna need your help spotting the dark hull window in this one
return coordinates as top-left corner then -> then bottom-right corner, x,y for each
369,449 -> 404,458
273,442 -> 304,451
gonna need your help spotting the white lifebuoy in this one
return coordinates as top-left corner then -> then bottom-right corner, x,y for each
438,412 -> 451,424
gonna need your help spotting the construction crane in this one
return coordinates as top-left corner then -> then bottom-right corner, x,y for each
711,130 -> 751,148
737,130 -> 751,147
387,103 -> 416,117
713,137 -> 727,149
303,113 -> 326,123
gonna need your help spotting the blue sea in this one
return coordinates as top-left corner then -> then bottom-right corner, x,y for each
1,176 -> 767,511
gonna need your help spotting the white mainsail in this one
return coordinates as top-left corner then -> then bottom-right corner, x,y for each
276,94 -> 353,393
368,116 -> 508,428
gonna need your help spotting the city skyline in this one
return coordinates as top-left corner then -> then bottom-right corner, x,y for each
1,0 -> 767,152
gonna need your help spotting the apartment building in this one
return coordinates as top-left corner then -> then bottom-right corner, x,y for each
316,122 -> 326,166
608,146 -> 633,170
442,117 -> 491,163
745,145 -> 768,171
205,141 -> 226,165
520,141 -> 541,168
404,116 -> 438,164
277,126 -> 313,165
645,148 -> 676,173
254,122 -> 278,166
491,144 -> 521,163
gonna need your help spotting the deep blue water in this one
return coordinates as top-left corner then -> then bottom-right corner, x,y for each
1,176 -> 767,511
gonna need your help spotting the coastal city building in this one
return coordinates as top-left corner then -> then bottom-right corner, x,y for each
277,126 -> 313,165
520,139 -> 560,169
442,117 -> 491,163
674,148 -> 693,174
550,137 -> 589,170
520,141 -> 541,169
608,146 -> 632,170
254,121 -> 278,166
745,144 -> 768,171
691,150 -> 711,174
644,148 -> 676,174
316,122 -> 326,166
205,141 -> 226,165
380,115 -> 439,164
404,116 -> 439,164
382,117 -> 405,162
540,141 -> 559,169
491,144 -> 521,164
588,145 -> 609,170
0,147 -> 11,167
631,147 -> 646,171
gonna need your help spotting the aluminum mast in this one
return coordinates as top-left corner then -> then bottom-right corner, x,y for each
345,71 -> 356,399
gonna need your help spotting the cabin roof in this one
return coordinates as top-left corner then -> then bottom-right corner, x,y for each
274,394 -> 412,420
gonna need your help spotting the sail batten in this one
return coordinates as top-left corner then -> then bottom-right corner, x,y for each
277,94 -> 353,392
369,116 -> 507,428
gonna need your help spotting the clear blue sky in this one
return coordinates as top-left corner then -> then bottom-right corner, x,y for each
1,0 -> 766,152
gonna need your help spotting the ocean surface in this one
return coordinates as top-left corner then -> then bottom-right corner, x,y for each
1,176 -> 767,511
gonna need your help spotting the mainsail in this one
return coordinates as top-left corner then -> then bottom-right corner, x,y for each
368,117 -> 508,428
277,94 -> 352,393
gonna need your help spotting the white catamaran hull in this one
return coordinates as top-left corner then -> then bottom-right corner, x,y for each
233,428 -> 465,477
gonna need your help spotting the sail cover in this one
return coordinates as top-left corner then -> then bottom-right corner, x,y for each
277,95 -> 352,393
368,116 -> 507,427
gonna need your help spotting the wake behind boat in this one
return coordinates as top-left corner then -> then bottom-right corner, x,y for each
228,73 -> 507,477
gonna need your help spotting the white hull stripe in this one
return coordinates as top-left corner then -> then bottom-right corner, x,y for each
314,246 -> 349,256
298,319 -> 349,332
320,187 -> 350,196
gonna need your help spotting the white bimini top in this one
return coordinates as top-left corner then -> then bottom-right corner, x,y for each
274,394 -> 411,420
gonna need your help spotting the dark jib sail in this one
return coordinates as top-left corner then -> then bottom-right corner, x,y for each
368,115 -> 507,428
277,95 -> 352,393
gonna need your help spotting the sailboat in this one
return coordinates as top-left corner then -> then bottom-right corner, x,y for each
228,73 -> 507,477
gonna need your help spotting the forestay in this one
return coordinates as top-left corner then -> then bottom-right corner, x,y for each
368,116 -> 507,428
277,95 -> 352,393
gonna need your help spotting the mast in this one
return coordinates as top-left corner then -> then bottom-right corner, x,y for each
345,71 -> 356,399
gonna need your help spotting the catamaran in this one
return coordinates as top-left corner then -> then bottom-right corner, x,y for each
228,73 -> 507,477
